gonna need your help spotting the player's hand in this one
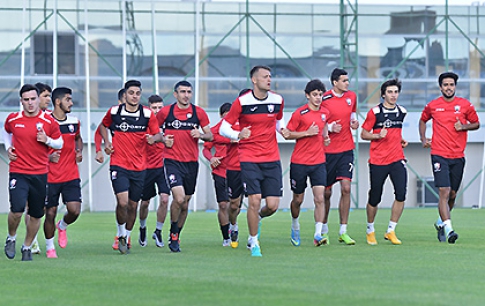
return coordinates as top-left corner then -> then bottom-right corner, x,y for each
306,122 -> 319,136
95,151 -> 104,163
421,138 -> 432,148
401,138 -> 408,148
50,150 -> 61,163
324,135 -> 331,146
210,156 -> 223,168
164,134 -> 174,148
7,146 -> 17,161
281,128 -> 291,139
190,125 -> 201,139
36,127 -> 48,144
331,120 -> 342,133
350,119 -> 359,130
378,126 -> 387,139
75,149 -> 83,163
146,134 -> 155,145
104,142 -> 114,155
454,117 -> 463,131
238,126 -> 251,140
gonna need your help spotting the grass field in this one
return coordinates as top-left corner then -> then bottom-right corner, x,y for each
1,207 -> 484,306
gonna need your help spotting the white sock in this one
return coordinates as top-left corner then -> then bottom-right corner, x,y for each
387,221 -> 397,233
315,222 -> 323,237
139,218 -> 147,229
156,221 -> 164,231
59,218 -> 68,230
22,244 -> 31,250
126,230 -> 132,240
443,219 -> 453,236
248,235 -> 258,247
118,223 -> 126,237
7,234 -> 16,241
46,238 -> 55,251
339,224 -> 347,236
321,223 -> 329,235
291,217 -> 300,231
436,216 -> 443,226
366,222 -> 375,234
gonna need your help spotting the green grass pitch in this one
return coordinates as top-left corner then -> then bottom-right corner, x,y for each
1,208 -> 484,305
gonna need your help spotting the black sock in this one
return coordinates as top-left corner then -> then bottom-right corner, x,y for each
170,222 -> 179,235
221,224 -> 230,240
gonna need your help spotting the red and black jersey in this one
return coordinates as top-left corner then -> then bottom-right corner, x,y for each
102,104 -> 159,171
362,103 -> 407,165
286,104 -> 329,165
223,90 -> 284,163
4,111 -> 62,175
421,96 -> 479,159
321,90 -> 357,153
203,120 -> 230,178
48,114 -> 81,183
157,103 -> 210,163
146,136 -> 164,170
225,121 -> 241,171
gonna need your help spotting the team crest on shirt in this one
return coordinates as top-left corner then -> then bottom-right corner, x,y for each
187,113 -> 192,119
9,179 -> 16,190
111,171 -> 117,180
267,104 -> 274,113
433,163 -> 441,172
36,122 -> 43,131
68,124 -> 74,133
321,114 -> 326,122
346,98 -> 351,106
454,105 -> 461,113
169,174 -> 177,184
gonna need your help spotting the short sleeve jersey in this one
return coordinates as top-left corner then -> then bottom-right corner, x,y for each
223,90 -> 284,163
4,111 -> 62,175
286,104 -> 329,165
225,121 -> 241,171
146,130 -> 164,170
362,103 -> 407,165
321,90 -> 357,153
102,104 -> 160,171
156,103 -> 210,163
420,96 -> 479,159
48,114 -> 81,183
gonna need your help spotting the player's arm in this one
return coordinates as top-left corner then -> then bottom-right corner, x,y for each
2,128 -> 16,161
199,125 -> 213,142
75,131 -> 83,163
37,125 -> 63,149
418,119 -> 431,148
361,127 -> 386,141
276,117 -> 286,135
94,125 -> 103,153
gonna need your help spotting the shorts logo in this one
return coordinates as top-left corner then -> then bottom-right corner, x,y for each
169,174 -> 177,184
228,187 -> 233,197
291,179 -> 297,189
433,162 -> 441,172
9,179 -> 16,190
111,171 -> 118,180
267,104 -> 274,113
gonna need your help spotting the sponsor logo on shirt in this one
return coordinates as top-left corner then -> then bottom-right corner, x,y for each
250,106 -> 258,112
117,121 -> 147,132
166,120 -> 197,129
435,108 -> 445,112
14,124 -> 25,128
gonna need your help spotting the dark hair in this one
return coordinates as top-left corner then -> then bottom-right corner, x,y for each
52,87 -> 72,104
239,88 -> 251,97
124,80 -> 142,90
148,94 -> 163,104
35,82 -> 52,94
438,72 -> 458,86
250,65 -> 271,78
219,102 -> 232,116
330,68 -> 348,84
304,79 -> 326,94
117,88 -> 126,101
380,78 -> 402,97
20,84 -> 39,97
174,80 -> 192,92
